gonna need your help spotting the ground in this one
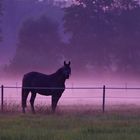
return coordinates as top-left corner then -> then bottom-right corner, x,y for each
0,104 -> 140,140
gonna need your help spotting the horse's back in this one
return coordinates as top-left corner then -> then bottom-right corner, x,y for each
23,72 -> 48,79
22,72 -> 51,87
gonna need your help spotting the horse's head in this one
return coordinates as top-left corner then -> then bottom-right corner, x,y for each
62,61 -> 71,79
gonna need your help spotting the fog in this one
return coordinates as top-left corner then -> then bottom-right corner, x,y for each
1,75 -> 140,107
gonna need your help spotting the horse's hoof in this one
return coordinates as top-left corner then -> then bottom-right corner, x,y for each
22,109 -> 25,114
51,110 -> 55,114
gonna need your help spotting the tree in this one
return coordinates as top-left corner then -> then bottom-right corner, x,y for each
63,0 -> 140,74
8,16 -> 64,75
110,0 -> 140,73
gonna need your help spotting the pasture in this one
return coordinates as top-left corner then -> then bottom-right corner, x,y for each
0,105 -> 140,140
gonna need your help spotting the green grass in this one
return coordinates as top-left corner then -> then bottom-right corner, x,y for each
0,105 -> 140,140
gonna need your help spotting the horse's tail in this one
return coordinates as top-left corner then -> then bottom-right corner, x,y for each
22,75 -> 29,108
22,87 -> 26,108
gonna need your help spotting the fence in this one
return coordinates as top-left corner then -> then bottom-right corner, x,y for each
1,85 -> 140,113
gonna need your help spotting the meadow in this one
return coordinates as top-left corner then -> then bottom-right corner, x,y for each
0,105 -> 140,140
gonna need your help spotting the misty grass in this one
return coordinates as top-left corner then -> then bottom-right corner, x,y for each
0,105 -> 140,140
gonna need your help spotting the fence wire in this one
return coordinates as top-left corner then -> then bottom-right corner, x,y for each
1,85 -> 140,112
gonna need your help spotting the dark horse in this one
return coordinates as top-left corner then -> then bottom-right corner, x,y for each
22,61 -> 71,113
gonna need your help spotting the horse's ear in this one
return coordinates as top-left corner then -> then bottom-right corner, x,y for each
64,61 -> 66,66
68,61 -> 71,66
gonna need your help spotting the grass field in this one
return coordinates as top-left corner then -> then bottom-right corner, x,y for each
0,105 -> 140,140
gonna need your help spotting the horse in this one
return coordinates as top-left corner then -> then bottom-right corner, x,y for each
21,61 -> 71,113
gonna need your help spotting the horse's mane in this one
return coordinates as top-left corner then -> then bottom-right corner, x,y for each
54,67 -> 64,75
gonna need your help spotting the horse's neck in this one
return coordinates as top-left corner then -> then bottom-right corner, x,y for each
52,72 -> 66,86
57,76 -> 66,85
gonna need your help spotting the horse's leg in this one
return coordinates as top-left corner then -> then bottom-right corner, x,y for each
51,94 -> 61,113
30,92 -> 36,114
22,89 -> 30,113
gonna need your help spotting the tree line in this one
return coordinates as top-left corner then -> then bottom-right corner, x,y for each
5,0 -> 140,76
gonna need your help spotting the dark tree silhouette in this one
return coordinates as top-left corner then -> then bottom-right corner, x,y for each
8,16 -> 64,75
63,0 -> 140,74
110,0 -> 140,73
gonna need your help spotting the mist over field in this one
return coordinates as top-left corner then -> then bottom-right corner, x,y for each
0,75 -> 140,107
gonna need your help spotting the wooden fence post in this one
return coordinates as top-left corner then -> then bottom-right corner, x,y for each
102,85 -> 106,113
1,85 -> 4,112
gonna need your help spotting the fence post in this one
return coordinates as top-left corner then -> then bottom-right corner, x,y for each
102,85 -> 106,113
1,85 -> 4,112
